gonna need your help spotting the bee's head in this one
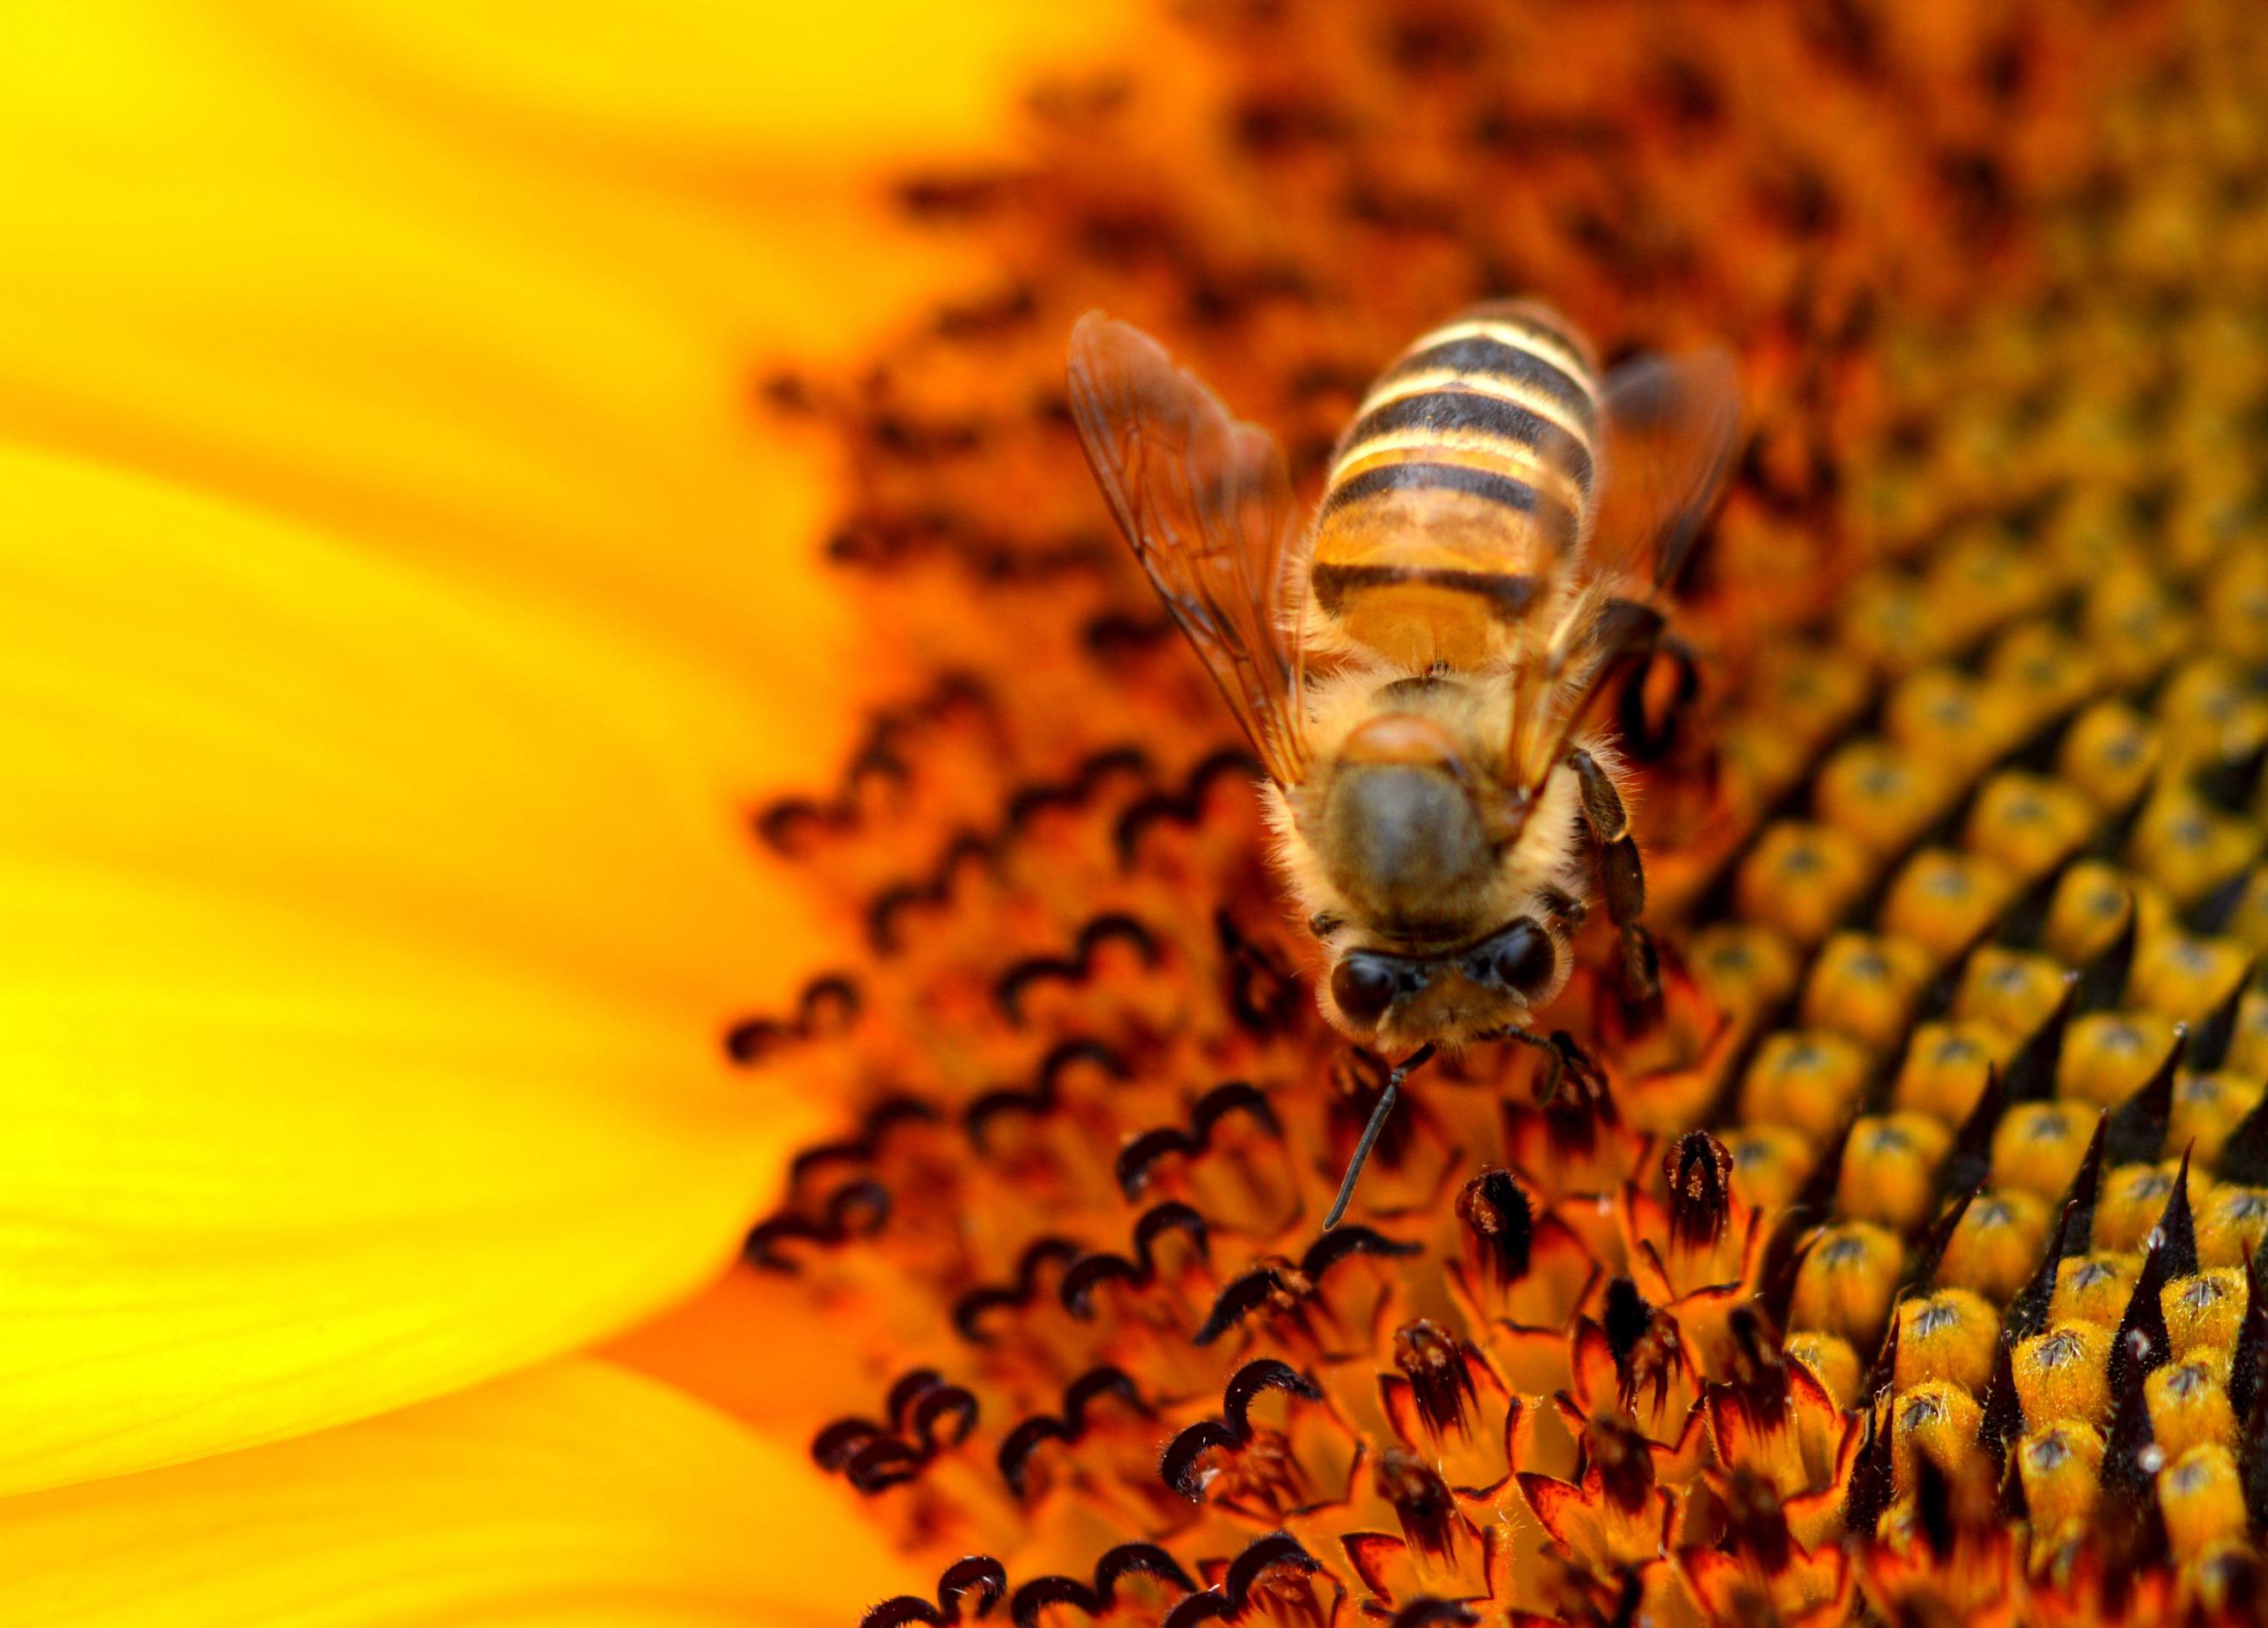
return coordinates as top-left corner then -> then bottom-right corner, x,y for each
1321,918 -> 1562,1047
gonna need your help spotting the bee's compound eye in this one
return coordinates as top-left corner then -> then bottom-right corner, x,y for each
1481,921 -> 1557,993
1331,955 -> 1398,1028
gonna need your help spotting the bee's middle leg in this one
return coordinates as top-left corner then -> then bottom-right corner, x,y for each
1566,747 -> 1659,1005
1618,634 -> 1704,762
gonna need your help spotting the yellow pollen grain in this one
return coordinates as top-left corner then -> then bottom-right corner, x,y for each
1956,947 -> 2075,1043
2014,1322 -> 2113,1431
1893,1289 -> 2001,1394
1891,1020 -> 2007,1122
1739,1029 -> 1872,1142
2170,1073 -> 2262,1168
1763,649 -> 1872,743
1890,1380 -> 1986,1495
1800,932 -> 1933,1053
1815,741 -> 1956,855
2031,1516 -> 2099,1575
2241,997 -> 2268,1077
1985,624 -> 2100,723
2059,702 -> 2164,810
2129,787 -> 2260,910
1968,773 -> 2097,881
2146,1361 -> 2235,1461
1839,1113 -> 1956,1233
1886,669 -> 2030,775
2060,1013 -> 2182,1109
1837,573 -> 1927,670
2207,553 -> 2268,668
1871,1494 -> 1920,1549
2185,1539 -> 2264,1619
2132,934 -> 2252,1029
2227,906 -> 2268,985
2042,859 -> 2146,966
2158,658 -> 2263,751
1734,822 -> 1873,949
2051,1253 -> 2140,1328
2158,1446 -> 2248,1560
2081,565 -> 2188,687
2017,1423 -> 2105,1532
1719,1123 -> 1814,1210
1687,923 -> 1802,1024
2198,1185 -> 2268,1269
2164,1269 -> 2249,1363
2096,1161 -> 2195,1254
1791,1221 -> 1907,1347
1938,1189 -> 2051,1304
1880,850 -> 2019,966
1992,1101 -> 2101,1199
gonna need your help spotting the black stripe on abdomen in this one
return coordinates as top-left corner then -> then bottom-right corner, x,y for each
1339,389 -> 1594,497
1317,460 -> 1579,546
1377,335 -> 1598,437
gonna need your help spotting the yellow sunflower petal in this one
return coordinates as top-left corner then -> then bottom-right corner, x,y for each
0,0 -> 1130,691
241,0 -> 1128,161
0,1359 -> 918,1627
0,437 -> 832,1495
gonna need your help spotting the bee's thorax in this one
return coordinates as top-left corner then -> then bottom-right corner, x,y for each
1318,760 -> 1498,936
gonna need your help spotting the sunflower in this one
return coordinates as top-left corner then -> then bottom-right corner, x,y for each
0,0 -> 1123,1619
14,0 -> 2268,1625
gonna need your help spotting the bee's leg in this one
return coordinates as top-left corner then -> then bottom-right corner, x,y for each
1566,748 -> 1660,1007
1321,1043 -> 1435,1232
1490,1025 -> 1606,1103
1617,633 -> 1703,762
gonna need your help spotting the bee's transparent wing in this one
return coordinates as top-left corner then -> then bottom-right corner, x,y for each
1588,346 -> 1743,609
1067,311 -> 1312,785
1505,345 -> 1740,793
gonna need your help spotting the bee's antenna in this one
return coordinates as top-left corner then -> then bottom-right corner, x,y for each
1321,1043 -> 1436,1231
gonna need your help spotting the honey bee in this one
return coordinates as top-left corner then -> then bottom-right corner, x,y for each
1068,300 -> 1738,1226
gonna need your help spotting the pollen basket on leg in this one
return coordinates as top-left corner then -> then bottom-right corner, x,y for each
715,1 -> 2268,1621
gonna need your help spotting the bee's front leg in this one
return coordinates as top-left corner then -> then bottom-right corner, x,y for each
1488,1025 -> 1605,1104
1566,747 -> 1660,1007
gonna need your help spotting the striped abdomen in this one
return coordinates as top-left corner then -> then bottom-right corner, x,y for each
1311,302 -> 1603,670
